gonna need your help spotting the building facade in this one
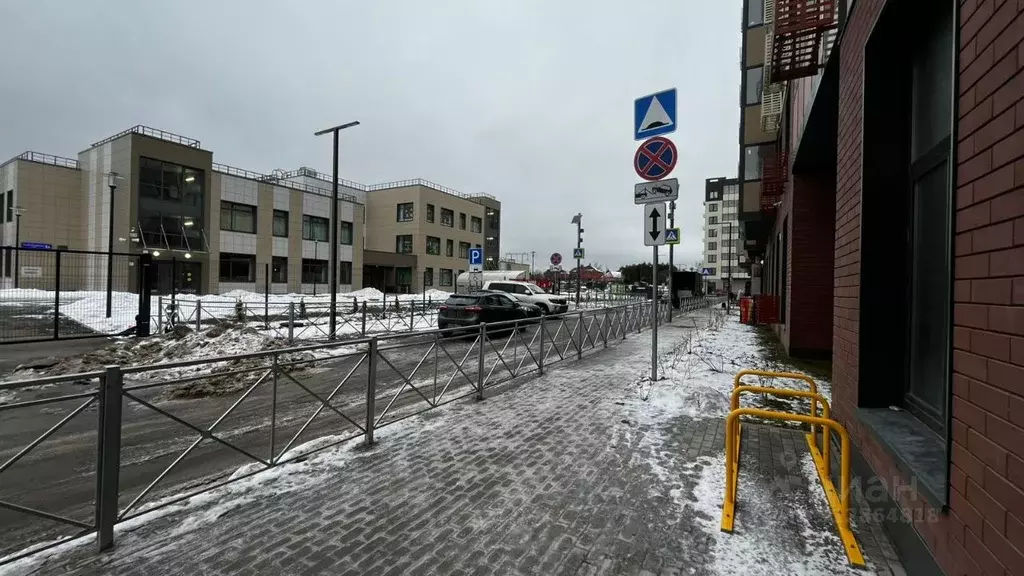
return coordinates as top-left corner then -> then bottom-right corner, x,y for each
747,0 -> 1024,573
0,125 -> 500,296
702,177 -> 750,293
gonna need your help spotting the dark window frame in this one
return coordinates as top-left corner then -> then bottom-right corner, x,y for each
301,259 -> 328,284
470,216 -> 483,233
271,256 -> 288,283
338,261 -> 353,284
446,239 -> 454,257
219,252 -> 256,282
340,221 -> 353,245
426,204 -> 435,223
440,268 -> 454,286
459,212 -> 467,230
396,234 -> 413,254
424,267 -> 434,287
220,201 -> 257,234
744,66 -> 764,105
426,236 -> 441,256
273,210 -> 289,237
302,215 -> 329,242
397,202 -> 414,222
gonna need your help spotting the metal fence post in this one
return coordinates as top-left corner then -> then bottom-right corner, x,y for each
96,365 -> 123,552
538,315 -> 545,374
477,323 -> 486,400
157,295 -> 163,334
577,311 -> 584,360
195,300 -> 202,332
288,303 -> 295,343
361,302 -> 367,336
602,310 -> 608,348
365,338 -> 378,447
264,264 -> 270,331
410,304 -> 415,331
53,250 -> 61,340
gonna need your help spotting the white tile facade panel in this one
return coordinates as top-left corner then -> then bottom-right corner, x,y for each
300,283 -> 352,295
302,195 -> 330,218
221,175 -> 258,205
219,231 -> 257,254
340,202 -> 354,222
273,187 -> 290,211
301,240 -> 328,259
272,237 -> 289,257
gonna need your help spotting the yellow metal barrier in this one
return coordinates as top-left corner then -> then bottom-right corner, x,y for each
733,369 -> 820,436
721,406 -> 865,569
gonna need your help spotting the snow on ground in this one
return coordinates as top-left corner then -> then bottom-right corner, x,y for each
636,309 -> 832,422
687,452 -> 868,575
0,415 -> 445,575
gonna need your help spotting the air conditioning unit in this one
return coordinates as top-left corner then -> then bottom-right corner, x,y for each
761,84 -> 786,132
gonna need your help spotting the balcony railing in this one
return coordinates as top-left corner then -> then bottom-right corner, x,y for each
767,0 -> 838,83
4,151 -> 81,170
91,125 -> 202,149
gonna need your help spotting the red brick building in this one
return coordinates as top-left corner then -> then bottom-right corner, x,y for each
745,0 -> 1024,573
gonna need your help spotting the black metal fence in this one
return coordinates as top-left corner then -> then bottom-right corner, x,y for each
0,248 -> 147,343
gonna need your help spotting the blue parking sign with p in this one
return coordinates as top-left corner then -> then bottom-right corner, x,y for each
469,248 -> 483,266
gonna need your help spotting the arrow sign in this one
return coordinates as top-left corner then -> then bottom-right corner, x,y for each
644,202 -> 666,246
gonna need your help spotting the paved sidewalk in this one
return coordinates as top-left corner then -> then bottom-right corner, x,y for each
6,311 -> 904,576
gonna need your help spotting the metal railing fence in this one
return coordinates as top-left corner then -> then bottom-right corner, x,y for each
0,296 -> 720,566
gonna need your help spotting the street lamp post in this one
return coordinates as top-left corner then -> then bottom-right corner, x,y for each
105,172 -> 123,318
315,120 -> 360,340
13,206 -> 23,289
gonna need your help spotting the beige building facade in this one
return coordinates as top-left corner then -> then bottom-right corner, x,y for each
0,125 -> 500,296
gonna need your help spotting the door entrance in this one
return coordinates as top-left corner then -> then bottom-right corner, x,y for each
153,260 -> 202,295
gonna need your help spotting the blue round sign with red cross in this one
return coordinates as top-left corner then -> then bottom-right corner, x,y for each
634,136 -> 677,181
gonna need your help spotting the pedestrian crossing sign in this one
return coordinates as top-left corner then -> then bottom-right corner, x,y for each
665,228 -> 680,244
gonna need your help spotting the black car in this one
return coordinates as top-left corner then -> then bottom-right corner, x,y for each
438,291 -> 538,336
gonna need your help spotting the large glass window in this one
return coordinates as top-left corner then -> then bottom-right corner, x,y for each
446,239 -> 454,257
440,269 -> 453,286
219,253 -> 255,282
708,216 -> 718,225
302,259 -> 328,283
440,208 -> 454,227
272,256 -> 288,283
459,242 -> 471,259
708,241 -> 717,251
426,204 -> 435,223
708,229 -> 718,238
743,144 -> 772,181
397,203 -> 414,222
424,267 -> 434,287
338,261 -> 353,284
340,221 -> 353,245
459,213 -> 467,230
745,67 -> 763,105
471,216 -> 483,233
396,267 -> 412,286
748,0 -> 764,26
273,210 -> 288,237
138,158 -> 205,251
905,4 -> 954,429
220,201 -> 256,234
426,236 -> 441,255
302,215 -> 329,242
0,191 -> 5,224
396,235 -> 413,254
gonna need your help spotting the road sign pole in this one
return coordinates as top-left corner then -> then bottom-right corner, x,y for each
668,201 -> 674,321
651,246 -> 658,381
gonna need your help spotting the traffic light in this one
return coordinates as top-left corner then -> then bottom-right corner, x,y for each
577,227 -> 584,245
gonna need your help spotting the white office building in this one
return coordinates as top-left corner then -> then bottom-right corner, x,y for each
702,177 -> 749,293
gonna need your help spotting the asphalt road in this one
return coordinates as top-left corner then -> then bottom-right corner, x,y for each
0,308 -> 641,560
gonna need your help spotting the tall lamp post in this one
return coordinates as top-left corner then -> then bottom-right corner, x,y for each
13,206 -> 24,289
105,172 -> 123,318
314,120 -> 360,340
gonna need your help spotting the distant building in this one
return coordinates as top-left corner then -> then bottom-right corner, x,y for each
701,177 -> 750,293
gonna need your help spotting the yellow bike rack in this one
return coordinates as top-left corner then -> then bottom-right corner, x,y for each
722,373 -> 865,569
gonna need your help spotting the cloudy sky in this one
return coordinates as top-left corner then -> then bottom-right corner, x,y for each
0,0 -> 740,271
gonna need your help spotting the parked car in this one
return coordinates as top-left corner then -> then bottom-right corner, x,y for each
438,291 -> 539,336
481,280 -> 569,315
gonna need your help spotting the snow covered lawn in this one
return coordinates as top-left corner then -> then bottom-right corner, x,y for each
636,308 -> 833,424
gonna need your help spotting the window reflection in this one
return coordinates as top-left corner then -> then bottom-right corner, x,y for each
138,157 -> 205,251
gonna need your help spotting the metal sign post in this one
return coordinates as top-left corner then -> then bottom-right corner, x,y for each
668,200 -> 675,321
651,246 -> 658,381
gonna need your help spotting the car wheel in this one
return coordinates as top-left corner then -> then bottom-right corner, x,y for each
536,304 -> 550,315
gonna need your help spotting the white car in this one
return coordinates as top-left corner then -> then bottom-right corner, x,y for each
482,280 -> 569,315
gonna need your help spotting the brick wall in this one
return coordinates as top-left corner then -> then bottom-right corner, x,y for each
833,0 -> 1024,574
789,171 -> 836,354
951,0 -> 1024,573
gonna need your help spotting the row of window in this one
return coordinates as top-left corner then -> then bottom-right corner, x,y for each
220,201 -> 353,244
397,202 -> 483,232
219,253 -> 353,284
395,235 -> 481,256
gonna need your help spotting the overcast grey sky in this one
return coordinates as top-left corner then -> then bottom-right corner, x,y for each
0,0 -> 740,271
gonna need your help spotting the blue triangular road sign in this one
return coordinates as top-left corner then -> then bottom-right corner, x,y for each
634,89 -> 677,140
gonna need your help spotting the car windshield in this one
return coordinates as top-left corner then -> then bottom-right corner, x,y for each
445,295 -> 480,306
525,283 -> 547,294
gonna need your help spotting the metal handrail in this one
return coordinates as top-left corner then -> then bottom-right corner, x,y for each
90,125 -> 201,149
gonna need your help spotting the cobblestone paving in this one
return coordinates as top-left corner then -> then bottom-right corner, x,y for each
9,311 -> 905,576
